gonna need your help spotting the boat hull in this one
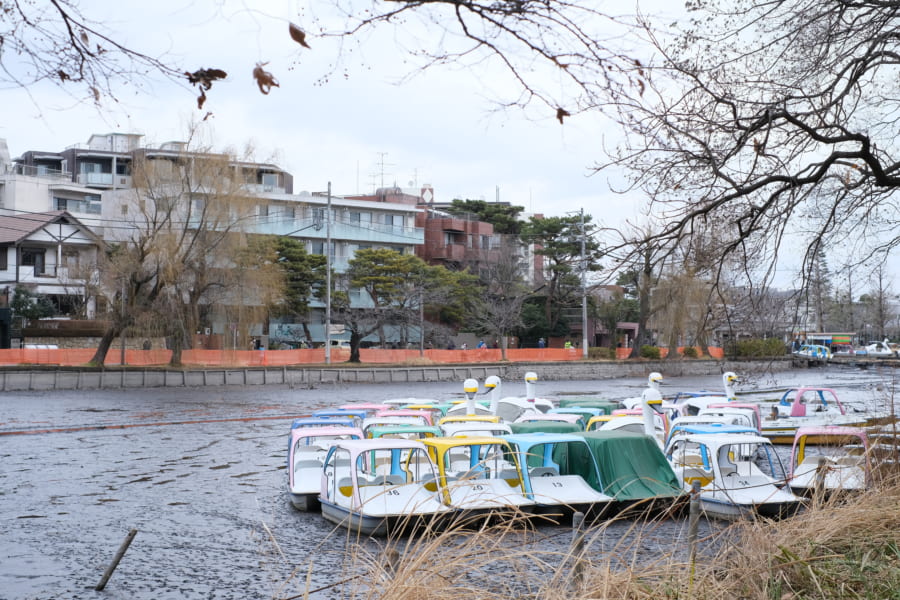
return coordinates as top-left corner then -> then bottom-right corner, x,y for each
699,496 -> 803,521
318,499 -> 449,537
289,491 -> 320,512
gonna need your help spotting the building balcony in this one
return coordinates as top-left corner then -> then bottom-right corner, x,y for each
262,219 -> 424,245
428,243 -> 467,262
5,266 -> 87,288
76,173 -> 132,188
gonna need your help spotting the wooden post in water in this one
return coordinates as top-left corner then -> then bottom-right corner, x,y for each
814,457 -> 828,506
571,511 -> 586,590
688,480 -> 701,564
95,528 -> 137,591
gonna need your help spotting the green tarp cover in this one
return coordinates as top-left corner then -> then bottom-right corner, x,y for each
520,440 -> 604,492
508,421 -> 582,435
558,399 -> 621,414
573,431 -> 683,500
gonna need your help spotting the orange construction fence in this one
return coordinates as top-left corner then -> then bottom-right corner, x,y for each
0,346 -> 726,367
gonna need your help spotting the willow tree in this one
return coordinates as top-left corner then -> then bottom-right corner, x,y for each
90,137 -> 282,366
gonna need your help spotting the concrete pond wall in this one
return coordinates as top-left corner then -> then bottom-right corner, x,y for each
0,358 -> 794,391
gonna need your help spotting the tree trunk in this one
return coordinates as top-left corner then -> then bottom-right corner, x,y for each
89,323 -> 122,366
348,330 -> 362,363
169,331 -> 184,367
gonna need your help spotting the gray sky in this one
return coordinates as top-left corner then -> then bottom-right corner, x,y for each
0,0 -> 665,229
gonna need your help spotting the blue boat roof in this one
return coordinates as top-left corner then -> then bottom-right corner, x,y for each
312,409 -> 367,419
668,423 -> 758,435
503,432 -> 587,450
290,417 -> 357,429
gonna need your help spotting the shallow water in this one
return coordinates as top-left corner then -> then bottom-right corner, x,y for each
0,367 -> 893,599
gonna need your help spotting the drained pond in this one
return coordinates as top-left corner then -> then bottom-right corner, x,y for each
0,366 -> 893,599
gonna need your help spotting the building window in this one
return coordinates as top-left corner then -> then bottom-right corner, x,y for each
383,214 -> 405,228
63,248 -> 79,271
312,207 -> 328,229
261,173 -> 278,189
21,248 -> 46,275
0,248 -> 7,270
349,210 -> 372,225
258,204 -> 269,217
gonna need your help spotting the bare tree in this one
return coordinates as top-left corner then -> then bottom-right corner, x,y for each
470,237 -> 532,359
599,1 -> 900,290
90,133 -> 282,366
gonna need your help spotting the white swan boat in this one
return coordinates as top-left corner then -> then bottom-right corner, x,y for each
788,426 -> 871,496
757,387 -> 887,444
664,427 -> 803,520
318,439 -> 451,536
287,425 -> 364,511
503,432 -> 614,519
420,436 -> 535,517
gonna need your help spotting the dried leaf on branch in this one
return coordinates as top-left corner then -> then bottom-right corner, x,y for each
288,23 -> 311,48
252,62 -> 279,95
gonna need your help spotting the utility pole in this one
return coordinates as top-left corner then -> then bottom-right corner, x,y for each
580,208 -> 588,359
325,182 -> 332,365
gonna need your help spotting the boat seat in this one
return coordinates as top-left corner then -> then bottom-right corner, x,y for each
681,467 -> 713,488
677,454 -> 705,467
529,466 -> 559,478
497,469 -> 521,485
337,477 -> 354,497
294,459 -> 323,470
369,474 -> 405,486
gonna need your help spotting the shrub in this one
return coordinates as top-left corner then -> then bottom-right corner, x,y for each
682,346 -> 699,358
588,347 -> 615,359
727,337 -> 786,358
639,345 -> 661,359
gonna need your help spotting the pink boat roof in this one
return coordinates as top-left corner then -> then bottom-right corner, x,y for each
374,408 -> 434,425
290,425 -> 364,448
793,425 -> 868,440
339,402 -> 392,413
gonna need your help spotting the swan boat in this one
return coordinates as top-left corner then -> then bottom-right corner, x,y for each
287,425 -> 364,511
788,426 -> 872,497
318,438 -> 451,536
503,432 -> 615,520
664,427 -> 803,520
420,436 -> 535,518
757,387 -> 889,444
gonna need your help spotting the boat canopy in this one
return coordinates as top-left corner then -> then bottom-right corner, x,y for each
574,431 -> 683,500
557,399 -> 621,414
508,421 -> 583,435
504,432 -> 604,493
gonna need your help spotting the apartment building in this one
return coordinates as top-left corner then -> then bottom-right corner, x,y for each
0,134 -> 423,348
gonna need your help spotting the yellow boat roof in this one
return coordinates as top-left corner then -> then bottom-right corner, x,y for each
438,415 -> 501,425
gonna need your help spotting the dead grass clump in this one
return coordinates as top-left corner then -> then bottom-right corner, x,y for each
688,481 -> 900,600
274,478 -> 900,600
399,357 -> 438,366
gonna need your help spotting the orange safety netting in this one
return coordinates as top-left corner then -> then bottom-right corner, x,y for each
0,346 -> 727,367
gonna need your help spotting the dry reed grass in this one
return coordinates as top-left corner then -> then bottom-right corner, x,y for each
273,455 -> 900,600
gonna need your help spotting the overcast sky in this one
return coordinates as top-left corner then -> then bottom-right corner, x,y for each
0,0 -> 677,231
